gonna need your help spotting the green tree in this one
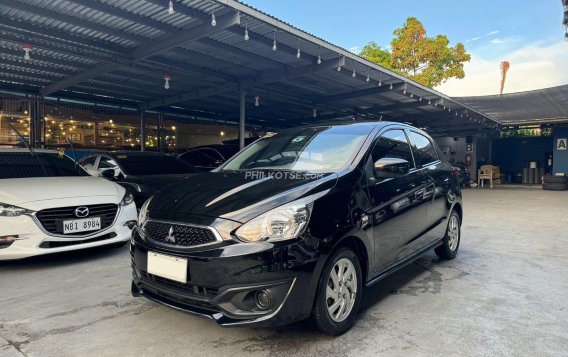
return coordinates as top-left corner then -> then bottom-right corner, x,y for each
359,17 -> 471,88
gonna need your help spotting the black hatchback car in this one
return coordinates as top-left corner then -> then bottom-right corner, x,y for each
131,122 -> 462,335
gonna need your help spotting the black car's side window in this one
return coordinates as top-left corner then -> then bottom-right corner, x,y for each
80,156 -> 97,170
371,129 -> 415,167
407,131 -> 439,167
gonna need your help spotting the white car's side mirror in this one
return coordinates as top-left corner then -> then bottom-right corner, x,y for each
85,169 -> 101,177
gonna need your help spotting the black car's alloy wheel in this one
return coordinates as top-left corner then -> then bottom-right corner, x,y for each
435,211 -> 461,259
311,247 -> 362,335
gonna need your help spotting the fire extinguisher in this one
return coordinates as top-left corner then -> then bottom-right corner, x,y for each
465,154 -> 472,167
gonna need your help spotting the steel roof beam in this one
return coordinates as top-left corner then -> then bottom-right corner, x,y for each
40,12 -> 241,96
140,56 -> 344,109
142,0 -> 211,22
314,83 -> 405,104
77,0 -> 180,34
1,0 -> 148,44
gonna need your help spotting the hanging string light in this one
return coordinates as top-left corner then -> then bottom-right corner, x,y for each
337,56 -> 342,71
22,43 -> 32,60
164,75 -> 171,89
366,74 -> 370,82
317,47 -> 322,64
378,79 -> 382,87
389,83 -> 393,90
428,99 -> 431,105
244,19 -> 249,41
254,96 -> 260,107
296,39 -> 301,59
312,108 -> 317,118
272,31 -> 277,51
352,69 -> 356,78
211,11 -> 217,26
168,0 -> 174,15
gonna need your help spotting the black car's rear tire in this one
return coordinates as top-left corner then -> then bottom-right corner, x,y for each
435,211 -> 461,259
310,247 -> 362,336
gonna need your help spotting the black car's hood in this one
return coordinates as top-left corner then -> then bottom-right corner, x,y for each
124,173 -> 195,188
149,171 -> 338,223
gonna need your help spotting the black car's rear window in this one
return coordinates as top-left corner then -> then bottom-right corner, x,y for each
0,152 -> 89,179
116,155 -> 199,175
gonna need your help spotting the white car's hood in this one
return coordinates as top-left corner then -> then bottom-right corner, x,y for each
0,176 -> 125,206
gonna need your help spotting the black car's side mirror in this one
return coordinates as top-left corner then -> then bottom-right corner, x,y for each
373,158 -> 411,178
100,169 -> 116,180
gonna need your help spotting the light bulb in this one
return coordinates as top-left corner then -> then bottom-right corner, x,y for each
378,80 -> 382,87
366,75 -> 370,82
211,13 -> 216,26
272,39 -> 277,51
297,48 -> 301,58
403,89 -> 407,95
410,93 -> 414,98
164,75 -> 171,89
254,96 -> 260,107
419,97 -> 422,102
244,27 -> 249,41
352,70 -> 356,78
337,65 -> 342,72
428,99 -> 431,105
317,55 -> 322,64
313,108 -> 317,117
168,0 -> 174,15
24,51 -> 30,60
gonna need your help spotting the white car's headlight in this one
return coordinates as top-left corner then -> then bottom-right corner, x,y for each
0,203 -> 32,217
235,191 -> 328,243
120,191 -> 134,206
138,197 -> 152,226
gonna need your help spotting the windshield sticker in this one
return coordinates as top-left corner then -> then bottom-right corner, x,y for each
292,136 -> 306,143
57,150 -> 65,157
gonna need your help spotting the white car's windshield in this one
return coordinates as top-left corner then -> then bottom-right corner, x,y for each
222,126 -> 371,173
0,152 -> 89,179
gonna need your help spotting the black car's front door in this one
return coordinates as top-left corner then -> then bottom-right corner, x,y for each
364,128 -> 430,274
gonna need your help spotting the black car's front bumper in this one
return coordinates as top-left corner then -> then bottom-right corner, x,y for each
130,229 -> 324,326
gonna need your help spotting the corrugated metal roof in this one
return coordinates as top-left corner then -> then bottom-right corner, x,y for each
0,0 -> 498,134
457,85 -> 568,126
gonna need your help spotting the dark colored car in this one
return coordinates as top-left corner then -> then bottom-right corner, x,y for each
452,162 -> 471,187
131,122 -> 463,335
78,151 -> 199,207
178,145 -> 240,171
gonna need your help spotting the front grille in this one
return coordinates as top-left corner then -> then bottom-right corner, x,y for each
39,233 -> 117,248
36,204 -> 118,236
140,271 -> 219,299
142,221 -> 218,247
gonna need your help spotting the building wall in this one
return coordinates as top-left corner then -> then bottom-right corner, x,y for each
434,136 -> 477,179
493,137 -> 552,174
553,127 -> 568,175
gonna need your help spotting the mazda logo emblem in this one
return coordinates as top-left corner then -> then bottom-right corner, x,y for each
74,207 -> 89,218
165,226 -> 176,244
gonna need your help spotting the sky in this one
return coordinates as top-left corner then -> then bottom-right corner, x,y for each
243,0 -> 567,96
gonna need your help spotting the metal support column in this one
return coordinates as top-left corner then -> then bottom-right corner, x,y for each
140,111 -> 146,152
239,91 -> 245,150
29,97 -> 43,148
157,113 -> 163,152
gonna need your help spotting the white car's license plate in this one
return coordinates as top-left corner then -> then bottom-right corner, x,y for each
62,217 -> 101,234
147,251 -> 188,283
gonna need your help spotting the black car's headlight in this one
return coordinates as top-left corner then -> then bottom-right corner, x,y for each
120,191 -> 134,206
234,191 -> 328,243
138,197 -> 152,226
0,203 -> 32,217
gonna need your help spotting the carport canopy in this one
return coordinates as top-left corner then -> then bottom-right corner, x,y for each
0,0 -> 497,140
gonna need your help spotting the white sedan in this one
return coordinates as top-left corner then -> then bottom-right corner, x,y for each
0,149 -> 138,261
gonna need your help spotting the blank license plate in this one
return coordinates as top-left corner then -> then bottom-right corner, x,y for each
62,217 -> 101,234
147,251 -> 188,283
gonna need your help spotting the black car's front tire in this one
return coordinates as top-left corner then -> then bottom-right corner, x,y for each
435,211 -> 461,259
311,247 -> 362,335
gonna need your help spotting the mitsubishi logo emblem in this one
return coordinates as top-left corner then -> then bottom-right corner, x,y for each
165,226 -> 176,244
74,206 -> 89,218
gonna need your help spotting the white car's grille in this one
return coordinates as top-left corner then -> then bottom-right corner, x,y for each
35,204 -> 118,236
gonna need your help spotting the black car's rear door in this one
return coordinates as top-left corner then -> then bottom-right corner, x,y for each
365,128 -> 430,273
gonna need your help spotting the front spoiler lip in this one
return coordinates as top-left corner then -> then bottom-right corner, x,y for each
132,277 -> 297,326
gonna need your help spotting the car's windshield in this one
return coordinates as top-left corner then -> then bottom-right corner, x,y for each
222,126 -> 371,173
116,154 -> 199,175
0,152 -> 89,179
